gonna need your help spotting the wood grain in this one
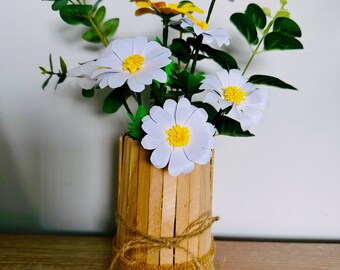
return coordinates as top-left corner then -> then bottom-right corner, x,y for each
1,234 -> 340,270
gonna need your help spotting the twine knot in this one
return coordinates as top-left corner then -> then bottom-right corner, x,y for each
110,212 -> 219,270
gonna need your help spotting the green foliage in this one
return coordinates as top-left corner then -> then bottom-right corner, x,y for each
82,88 -> 95,98
273,17 -> 302,37
264,32 -> 303,50
200,44 -> 238,71
47,1 -> 119,46
192,102 -> 218,123
216,116 -> 254,137
245,3 -> 267,30
101,18 -> 119,38
128,105 -> 148,140
170,39 -> 192,64
249,75 -> 297,90
170,70 -> 204,99
230,13 -> 258,44
102,85 -> 132,114
40,54 -> 68,90
59,5 -> 93,25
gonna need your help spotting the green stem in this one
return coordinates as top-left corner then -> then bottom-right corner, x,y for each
162,18 -> 169,47
206,0 -> 217,24
88,17 -> 109,47
136,93 -> 142,106
242,19 -> 275,76
122,99 -> 132,115
190,35 -> 203,74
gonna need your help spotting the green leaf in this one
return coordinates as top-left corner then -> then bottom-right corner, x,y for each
245,3 -> 267,30
42,74 -> 53,90
216,116 -> 254,137
59,5 -> 92,25
102,84 -> 132,114
49,54 -> 53,72
264,32 -> 303,50
170,70 -> 204,98
94,6 -> 106,24
192,102 -> 218,123
82,88 -> 95,98
248,75 -> 297,90
273,17 -> 302,37
39,66 -> 47,74
101,18 -> 119,38
59,56 -> 67,74
52,0 -> 68,11
92,0 -> 103,12
170,38 -> 191,64
82,28 -> 101,43
230,13 -> 258,44
127,105 -> 148,141
200,44 -> 238,71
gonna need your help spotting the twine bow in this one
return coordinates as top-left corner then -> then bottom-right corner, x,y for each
110,212 -> 219,270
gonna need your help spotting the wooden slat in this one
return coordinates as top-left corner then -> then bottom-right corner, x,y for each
1,235 -> 340,270
146,165 -> 164,265
160,170 -> 177,265
135,146 -> 151,262
125,139 -> 140,259
174,173 -> 190,264
188,165 -> 201,258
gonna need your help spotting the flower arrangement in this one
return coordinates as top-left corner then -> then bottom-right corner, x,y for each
40,0 -> 303,176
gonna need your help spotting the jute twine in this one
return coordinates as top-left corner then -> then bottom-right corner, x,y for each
110,213 -> 219,270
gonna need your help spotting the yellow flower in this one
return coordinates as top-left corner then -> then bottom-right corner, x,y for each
130,0 -> 203,18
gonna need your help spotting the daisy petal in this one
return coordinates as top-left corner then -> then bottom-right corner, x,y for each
184,144 -> 212,165
168,148 -> 189,176
150,142 -> 172,169
127,77 -> 145,92
141,135 -> 163,150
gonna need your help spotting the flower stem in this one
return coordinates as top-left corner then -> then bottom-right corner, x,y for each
190,35 -> 203,74
136,93 -> 142,106
206,0 -> 217,24
162,18 -> 169,47
122,99 -> 133,115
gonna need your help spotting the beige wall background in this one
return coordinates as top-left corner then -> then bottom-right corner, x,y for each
1,0 -> 340,239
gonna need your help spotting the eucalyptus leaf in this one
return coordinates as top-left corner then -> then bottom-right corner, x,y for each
59,56 -> 67,74
230,13 -> 258,44
273,17 -> 302,37
249,75 -> 297,90
200,44 -> 238,71
52,0 -> 68,11
245,3 -> 267,30
264,32 -> 303,50
216,116 -> 254,137
42,74 -> 53,90
94,6 -> 106,24
102,84 -> 131,114
101,18 -> 119,38
59,5 -> 92,25
82,29 -> 101,43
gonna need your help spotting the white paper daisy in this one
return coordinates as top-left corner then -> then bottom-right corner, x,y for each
141,98 -> 215,176
91,37 -> 172,92
180,18 -> 231,47
67,60 -> 97,90
200,69 -> 268,131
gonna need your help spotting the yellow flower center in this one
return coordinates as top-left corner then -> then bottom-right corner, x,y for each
122,54 -> 144,74
195,20 -> 208,30
223,86 -> 247,105
166,124 -> 190,147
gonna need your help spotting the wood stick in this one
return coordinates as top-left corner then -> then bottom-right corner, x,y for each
160,170 -> 177,265
147,165 -> 164,265
135,147 -> 151,262
174,173 -> 190,264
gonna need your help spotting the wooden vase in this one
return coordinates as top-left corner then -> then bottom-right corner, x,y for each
112,134 -> 215,270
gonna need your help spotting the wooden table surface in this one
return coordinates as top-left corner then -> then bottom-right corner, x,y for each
0,234 -> 340,269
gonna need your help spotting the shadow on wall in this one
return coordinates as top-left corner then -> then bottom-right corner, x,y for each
0,128 -> 41,233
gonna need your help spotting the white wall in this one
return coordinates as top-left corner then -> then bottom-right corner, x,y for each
1,0 -> 340,239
